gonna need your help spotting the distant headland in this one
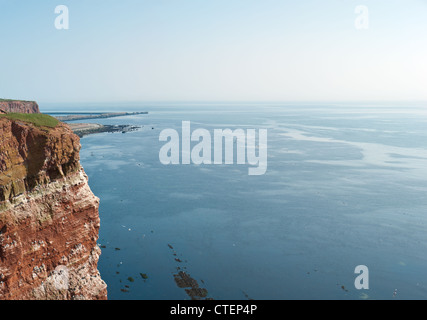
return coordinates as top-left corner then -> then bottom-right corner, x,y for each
51,112 -> 147,137
0,99 -> 40,114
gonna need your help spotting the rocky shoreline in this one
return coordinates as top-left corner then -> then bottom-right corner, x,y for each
68,123 -> 141,138
53,112 -> 147,138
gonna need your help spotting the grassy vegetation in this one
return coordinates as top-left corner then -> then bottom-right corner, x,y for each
0,98 -> 34,102
0,113 -> 59,128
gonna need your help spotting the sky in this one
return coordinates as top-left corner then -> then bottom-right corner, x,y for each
0,0 -> 426,103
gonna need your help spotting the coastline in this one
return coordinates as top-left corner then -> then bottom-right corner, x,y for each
68,123 -> 141,138
54,112 -> 147,137
54,111 -> 148,122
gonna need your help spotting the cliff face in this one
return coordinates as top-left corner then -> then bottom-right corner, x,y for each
0,101 -> 40,114
0,118 -> 107,300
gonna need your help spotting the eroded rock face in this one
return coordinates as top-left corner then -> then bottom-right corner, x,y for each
0,118 -> 107,300
0,101 -> 40,114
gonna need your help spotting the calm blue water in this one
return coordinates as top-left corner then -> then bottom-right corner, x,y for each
43,103 -> 427,300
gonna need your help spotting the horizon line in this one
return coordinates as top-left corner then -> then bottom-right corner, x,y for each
37,99 -> 427,105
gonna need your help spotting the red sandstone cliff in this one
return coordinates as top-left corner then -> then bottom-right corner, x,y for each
0,100 -> 40,114
0,117 -> 107,300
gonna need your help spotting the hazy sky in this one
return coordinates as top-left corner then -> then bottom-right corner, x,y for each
0,0 -> 426,103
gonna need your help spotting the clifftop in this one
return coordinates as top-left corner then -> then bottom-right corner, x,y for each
0,117 -> 79,203
0,100 -> 40,114
0,116 -> 107,300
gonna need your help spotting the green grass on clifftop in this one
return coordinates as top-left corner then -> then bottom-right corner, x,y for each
0,113 -> 59,128
0,98 -> 35,102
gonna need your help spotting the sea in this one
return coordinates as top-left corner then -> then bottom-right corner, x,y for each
42,102 -> 427,300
